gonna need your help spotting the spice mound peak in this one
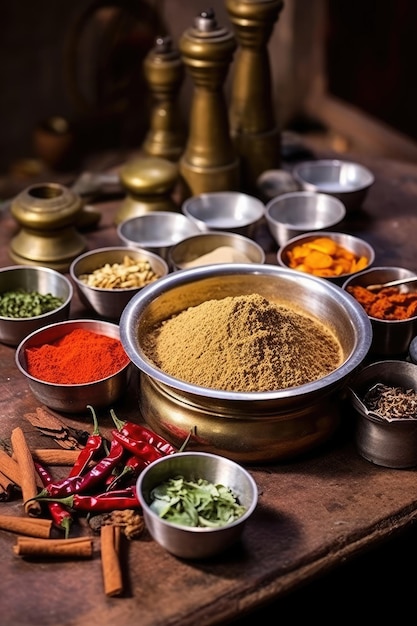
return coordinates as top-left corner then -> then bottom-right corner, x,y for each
143,293 -> 343,392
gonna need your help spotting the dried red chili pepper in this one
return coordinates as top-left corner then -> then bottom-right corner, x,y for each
36,438 -> 127,499
67,405 -> 104,478
34,462 -> 73,538
106,454 -> 148,491
41,486 -> 140,513
111,430 -> 166,463
110,410 -> 176,455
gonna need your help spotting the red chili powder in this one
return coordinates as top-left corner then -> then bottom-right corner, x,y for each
25,328 -> 130,384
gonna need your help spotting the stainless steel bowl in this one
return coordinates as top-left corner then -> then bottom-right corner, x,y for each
277,231 -> 375,285
69,246 -> 169,321
292,159 -> 374,213
117,211 -> 202,260
168,231 -> 265,271
182,192 -> 265,238
120,264 -> 372,463
0,265 -> 73,346
137,451 -> 258,559
348,360 -> 417,468
342,266 -> 417,356
265,191 -> 346,247
15,319 -> 131,413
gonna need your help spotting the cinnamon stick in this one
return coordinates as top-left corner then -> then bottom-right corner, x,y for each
101,524 -> 123,597
0,449 -> 43,489
0,514 -> 52,538
10,427 -> 41,516
31,448 -> 82,466
0,470 -> 18,501
13,536 -> 94,558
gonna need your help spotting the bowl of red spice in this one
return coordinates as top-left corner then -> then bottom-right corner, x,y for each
342,266 -> 417,356
0,265 -> 73,346
15,319 -> 131,412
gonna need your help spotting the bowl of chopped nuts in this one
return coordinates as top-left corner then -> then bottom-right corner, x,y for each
69,246 -> 169,321
0,265 -> 73,346
277,231 -> 375,285
137,451 -> 258,559
348,359 -> 417,468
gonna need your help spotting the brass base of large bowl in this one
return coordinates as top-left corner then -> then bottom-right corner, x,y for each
139,373 -> 342,464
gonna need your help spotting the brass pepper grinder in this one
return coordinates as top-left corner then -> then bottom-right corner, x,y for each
226,0 -> 284,193
179,9 -> 240,196
9,182 -> 87,272
115,155 -> 179,225
142,36 -> 185,161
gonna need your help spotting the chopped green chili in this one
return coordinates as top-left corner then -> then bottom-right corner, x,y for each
0,289 -> 64,318
149,475 -> 246,528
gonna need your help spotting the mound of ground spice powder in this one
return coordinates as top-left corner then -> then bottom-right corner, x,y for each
142,293 -> 343,392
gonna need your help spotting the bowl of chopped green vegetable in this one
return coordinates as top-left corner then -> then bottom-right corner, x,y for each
137,451 -> 258,559
0,265 -> 73,346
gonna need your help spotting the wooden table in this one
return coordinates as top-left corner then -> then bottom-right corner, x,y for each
1,149 -> 417,626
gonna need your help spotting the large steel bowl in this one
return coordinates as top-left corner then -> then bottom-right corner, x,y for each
120,264 -> 372,463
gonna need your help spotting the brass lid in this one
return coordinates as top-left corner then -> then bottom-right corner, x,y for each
119,156 -> 179,196
11,182 -> 83,230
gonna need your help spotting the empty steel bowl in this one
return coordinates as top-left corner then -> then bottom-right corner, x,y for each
342,266 -> 417,356
348,360 -> 417,468
277,231 -> 375,285
117,211 -> 202,260
137,451 -> 258,559
265,191 -> 346,247
292,159 -> 374,212
168,231 -> 265,271
69,246 -> 169,321
0,265 -> 73,346
120,264 -> 372,463
15,319 -> 131,413
181,191 -> 265,238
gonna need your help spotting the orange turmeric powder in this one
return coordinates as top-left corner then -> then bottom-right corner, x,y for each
347,285 -> 417,320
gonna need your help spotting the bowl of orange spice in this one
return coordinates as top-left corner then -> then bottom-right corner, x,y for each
15,319 -> 132,412
277,231 -> 375,285
342,266 -> 417,357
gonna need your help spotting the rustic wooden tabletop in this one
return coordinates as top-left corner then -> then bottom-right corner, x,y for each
1,148 -> 417,626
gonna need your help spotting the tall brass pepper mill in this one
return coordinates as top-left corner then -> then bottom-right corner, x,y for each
142,36 -> 185,161
226,0 -> 284,193
179,9 -> 239,196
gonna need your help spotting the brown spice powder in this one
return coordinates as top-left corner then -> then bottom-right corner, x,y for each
142,293 -> 343,392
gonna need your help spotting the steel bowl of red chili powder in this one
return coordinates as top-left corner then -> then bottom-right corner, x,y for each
342,266 -> 417,357
15,319 -> 131,412
120,263 -> 373,463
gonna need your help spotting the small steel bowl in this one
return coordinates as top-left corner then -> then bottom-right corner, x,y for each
120,264 -> 372,463
69,246 -> 169,321
15,319 -> 131,413
277,231 -> 375,285
168,231 -> 265,271
342,266 -> 417,356
117,211 -> 202,261
348,360 -> 417,468
137,451 -> 258,559
0,265 -> 73,346
265,191 -> 346,247
292,159 -> 374,213
182,191 -> 265,238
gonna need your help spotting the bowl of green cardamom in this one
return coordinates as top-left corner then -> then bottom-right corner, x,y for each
0,265 -> 73,346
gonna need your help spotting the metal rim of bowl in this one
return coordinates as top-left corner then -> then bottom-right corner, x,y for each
69,246 -> 169,292
292,159 -> 375,192
277,230 -> 375,279
0,264 -> 73,320
182,192 -> 265,228
265,191 -> 346,229
116,211 -> 201,248
15,318 -> 129,386
120,263 -> 373,401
